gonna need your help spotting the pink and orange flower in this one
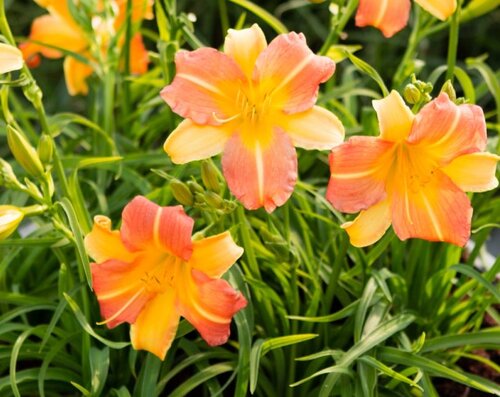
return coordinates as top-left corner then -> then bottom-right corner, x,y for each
85,196 -> 247,360
162,24 -> 344,212
356,0 -> 457,38
21,0 -> 152,95
327,90 -> 499,247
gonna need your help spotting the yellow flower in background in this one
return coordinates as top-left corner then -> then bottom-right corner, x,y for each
0,43 -> 23,74
21,0 -> 153,95
0,206 -> 24,240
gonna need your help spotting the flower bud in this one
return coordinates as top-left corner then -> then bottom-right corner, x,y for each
187,180 -> 204,195
0,43 -> 23,74
0,205 -> 24,240
171,179 -> 193,206
201,161 -> 220,193
0,158 -> 23,189
7,125 -> 44,178
404,84 -> 421,104
204,191 -> 224,209
440,80 -> 456,102
37,134 -> 54,164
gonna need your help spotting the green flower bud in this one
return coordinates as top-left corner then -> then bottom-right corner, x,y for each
440,80 -> 456,102
0,205 -> 24,240
37,134 -> 54,164
403,84 -> 421,104
201,161 -> 221,193
0,158 -> 23,189
204,191 -> 224,209
170,179 -> 193,206
7,125 -> 44,178
187,180 -> 204,195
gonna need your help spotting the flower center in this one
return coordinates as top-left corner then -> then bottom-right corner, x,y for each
392,143 -> 439,194
140,253 -> 182,294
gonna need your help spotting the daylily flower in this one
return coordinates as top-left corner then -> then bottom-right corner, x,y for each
0,205 -> 24,240
21,0 -> 153,95
85,196 -> 247,360
327,91 -> 499,247
162,24 -> 344,212
356,0 -> 457,38
0,43 -> 23,74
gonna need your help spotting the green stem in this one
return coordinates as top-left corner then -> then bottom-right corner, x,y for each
236,205 -> 261,278
446,0 -> 462,81
319,0 -> 358,55
393,7 -> 421,88
218,0 -> 230,37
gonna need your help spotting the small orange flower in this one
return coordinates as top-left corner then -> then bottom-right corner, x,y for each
327,91 -> 499,247
21,0 -> 152,95
85,196 -> 247,360
162,24 -> 344,212
356,0 -> 457,38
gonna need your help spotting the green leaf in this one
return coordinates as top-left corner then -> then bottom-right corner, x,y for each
228,0 -> 288,34
421,328 -> 500,353
326,45 -> 362,63
63,293 -> 130,349
250,334 -> 318,393
169,363 -> 235,397
58,198 -> 91,287
379,347 -> 500,395
343,51 -> 389,96
90,347 -> 109,396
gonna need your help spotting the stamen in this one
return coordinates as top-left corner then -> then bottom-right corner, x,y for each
212,112 -> 241,124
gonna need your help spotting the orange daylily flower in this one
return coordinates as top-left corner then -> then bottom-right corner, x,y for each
327,91 -> 499,247
85,196 -> 247,360
21,0 -> 153,95
162,24 -> 344,212
356,0 -> 457,38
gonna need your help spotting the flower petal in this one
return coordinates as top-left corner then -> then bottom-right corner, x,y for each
342,199 -> 392,247
64,56 -> 93,96
373,90 -> 414,142
281,105 -> 345,150
130,288 -> 180,360
326,136 -> 394,213
391,170 -> 472,247
408,93 -> 487,164
0,205 -> 24,240
161,48 -> 245,125
91,257 -> 154,328
177,268 -> 247,346
224,24 -> 267,79
189,232 -> 244,279
128,33 -> 149,75
164,120 -> 231,164
0,44 -> 23,74
120,196 -> 194,260
222,129 -> 298,212
85,215 -> 135,263
254,32 -> 335,114
355,0 -> 411,38
22,14 -> 87,61
415,0 -> 457,20
441,152 -> 499,193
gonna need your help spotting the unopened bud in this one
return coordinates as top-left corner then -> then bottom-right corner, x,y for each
201,161 -> 220,193
0,158 -> 22,189
204,191 -> 224,209
440,80 -> 456,102
0,205 -> 24,240
171,179 -> 193,206
404,84 -> 421,104
7,125 -> 44,178
187,180 -> 204,195
37,134 -> 54,164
